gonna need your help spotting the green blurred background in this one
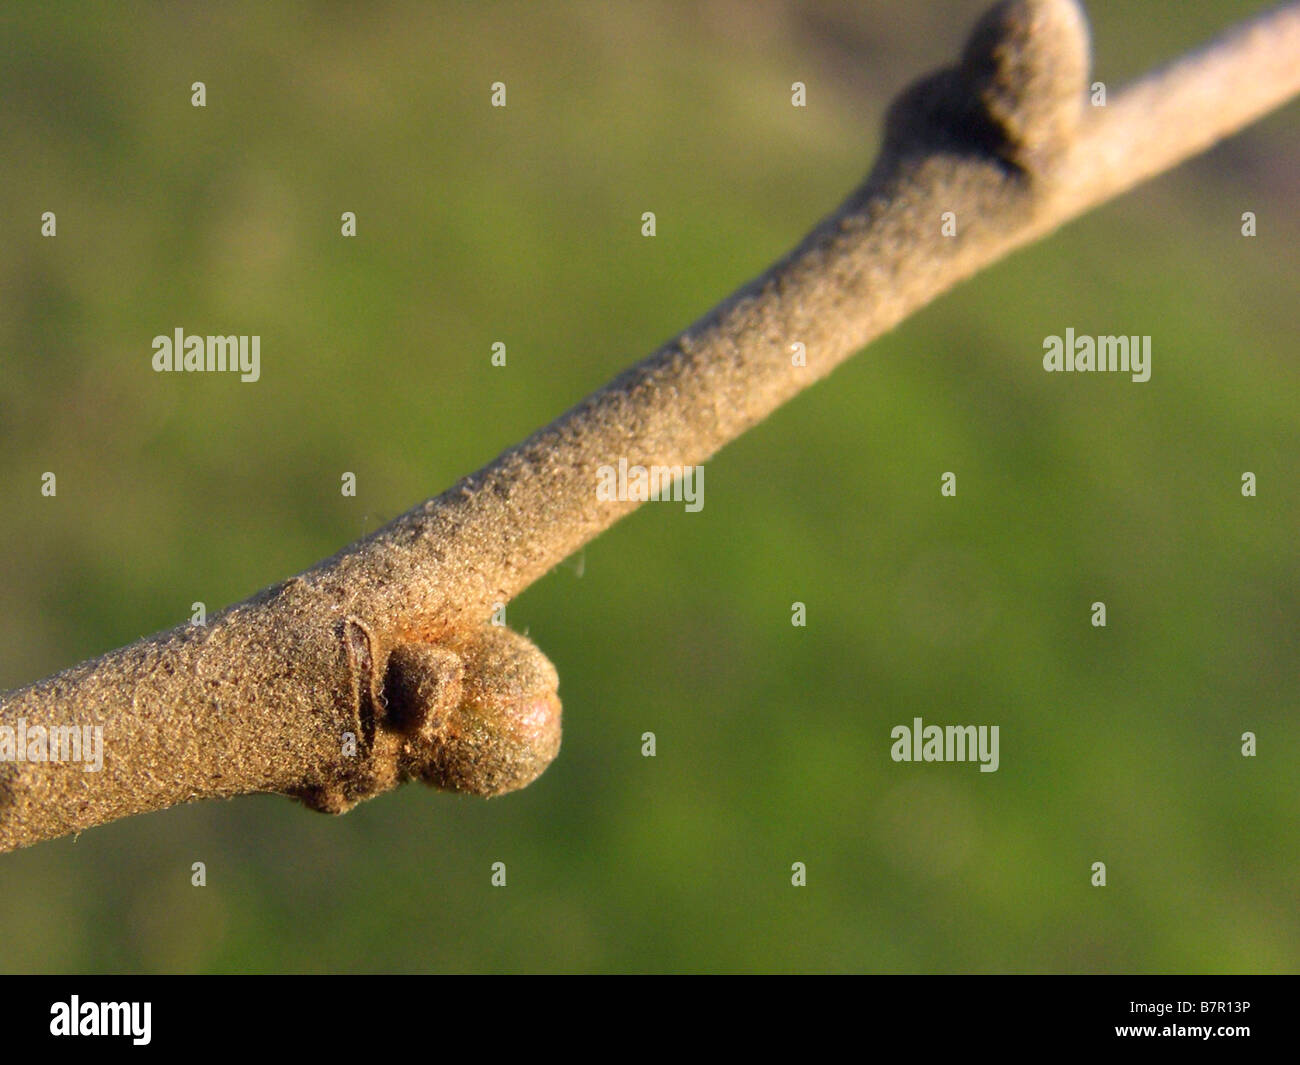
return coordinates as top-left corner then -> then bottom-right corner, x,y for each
1,0 -> 1296,973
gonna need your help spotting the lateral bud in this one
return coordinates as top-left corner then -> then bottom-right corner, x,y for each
386,626 -> 562,799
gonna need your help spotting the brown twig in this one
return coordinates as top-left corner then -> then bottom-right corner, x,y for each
3,0 -> 1298,852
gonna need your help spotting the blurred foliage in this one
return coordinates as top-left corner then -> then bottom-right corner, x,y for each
0,0 -> 1296,973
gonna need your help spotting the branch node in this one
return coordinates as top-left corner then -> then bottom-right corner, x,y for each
961,0 -> 1090,171
881,0 -> 1089,180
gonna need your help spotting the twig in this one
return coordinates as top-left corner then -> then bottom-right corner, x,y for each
3,0 -> 1298,852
